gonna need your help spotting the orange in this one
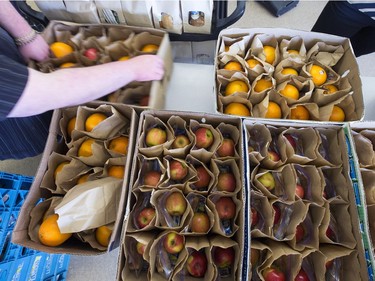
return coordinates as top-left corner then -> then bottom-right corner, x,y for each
290,105 -> 310,120
67,117 -> 76,138
54,161 -> 69,180
108,165 -> 125,179
224,102 -> 251,117
265,102 -> 282,119
329,105 -> 345,122
60,62 -> 75,68
78,138 -> 95,157
263,45 -> 276,64
141,44 -> 159,53
280,84 -> 300,100
118,56 -> 129,61
246,58 -> 261,69
323,84 -> 338,94
310,64 -> 327,86
287,49 -> 299,55
50,42 -> 73,58
38,214 -> 72,247
95,225 -> 112,247
254,78 -> 272,93
224,45 -> 230,52
223,61 -> 243,71
108,136 -> 129,155
77,173 -> 90,184
85,113 -> 107,132
281,67 -> 298,76
225,80 -> 249,96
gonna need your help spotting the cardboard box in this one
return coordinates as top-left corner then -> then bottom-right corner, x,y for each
243,119 -> 371,279
12,102 -> 139,255
215,28 -> 364,122
116,110 -> 249,281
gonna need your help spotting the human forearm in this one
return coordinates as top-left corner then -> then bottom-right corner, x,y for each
0,1 -> 34,38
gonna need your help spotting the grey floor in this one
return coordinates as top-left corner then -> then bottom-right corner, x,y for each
1,1 -> 374,280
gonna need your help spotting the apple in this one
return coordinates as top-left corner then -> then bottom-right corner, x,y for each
136,207 -> 155,229
217,171 -> 236,192
83,47 -> 98,60
191,212 -> 210,233
194,127 -> 214,149
325,259 -> 334,269
263,267 -> 286,281
215,197 -> 236,220
165,192 -> 187,216
295,184 -> 305,199
213,246 -> 235,268
136,242 -> 146,255
268,150 -> 280,162
284,134 -> 296,149
169,160 -> 188,181
250,248 -> 260,266
187,250 -> 207,278
217,138 -> 235,157
258,172 -> 276,191
145,127 -> 167,147
194,166 -> 211,190
251,207 -> 259,228
172,134 -> 190,149
273,205 -> 281,225
144,170 -> 162,187
295,269 -> 309,281
139,95 -> 149,106
163,232 -> 184,254
326,225 -> 336,241
295,223 -> 305,242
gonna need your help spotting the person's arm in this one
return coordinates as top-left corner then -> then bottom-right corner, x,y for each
0,0 -> 49,61
7,55 -> 165,117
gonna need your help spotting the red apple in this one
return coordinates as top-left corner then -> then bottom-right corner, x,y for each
145,127 -> 167,147
163,232 -> 184,254
284,134 -> 297,149
325,259 -> 333,269
268,150 -> 280,162
172,134 -> 190,149
213,246 -> 235,268
136,207 -> 156,229
326,225 -> 336,241
295,184 -> 305,199
165,192 -> 187,216
263,267 -> 286,281
217,138 -> 235,157
144,170 -> 162,187
273,205 -> 281,225
194,166 -> 211,190
191,212 -> 210,233
295,223 -> 305,242
258,172 -> 276,191
187,250 -> 207,278
215,197 -> 236,220
169,160 -> 188,181
195,127 -> 214,149
217,171 -> 236,192
295,268 -> 309,281
84,47 -> 98,60
139,95 -> 149,106
136,242 -> 146,255
251,207 -> 259,227
250,248 -> 260,266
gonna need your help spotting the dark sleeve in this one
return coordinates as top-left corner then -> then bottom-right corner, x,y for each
0,54 -> 29,119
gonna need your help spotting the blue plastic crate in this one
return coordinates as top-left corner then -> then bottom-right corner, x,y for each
54,270 -> 68,281
0,189 -> 18,211
0,231 -> 22,264
26,252 -> 46,281
0,172 -> 20,190
54,254 -> 70,275
0,210 -> 10,231
0,261 -> 11,281
7,256 -> 32,281
41,254 -> 58,280
18,246 -> 38,259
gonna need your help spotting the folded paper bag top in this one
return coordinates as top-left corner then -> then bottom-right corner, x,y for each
55,177 -> 123,233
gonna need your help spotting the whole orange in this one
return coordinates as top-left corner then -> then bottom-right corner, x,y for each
95,225 -> 112,247
67,117 -> 76,138
118,56 -> 129,61
54,161 -> 69,180
310,64 -> 327,86
38,214 -> 72,247
225,80 -> 249,96
290,105 -> 310,120
141,44 -> 159,53
108,136 -> 129,155
246,58 -> 261,69
254,78 -> 272,93
85,113 -> 107,132
265,102 -> 282,119
287,49 -> 299,55
77,173 -> 90,184
280,84 -> 300,100
60,62 -> 76,68
108,165 -> 125,179
50,42 -> 74,58
224,102 -> 251,117
78,138 -> 95,157
281,68 -> 298,76
323,84 -> 338,94
263,45 -> 276,64
329,105 -> 345,122
223,61 -> 243,71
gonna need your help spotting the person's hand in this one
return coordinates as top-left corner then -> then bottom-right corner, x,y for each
126,55 -> 165,82
19,34 -> 49,62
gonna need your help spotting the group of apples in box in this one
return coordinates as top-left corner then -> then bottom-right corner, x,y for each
246,123 -> 364,280
33,104 -> 132,250
123,114 -> 243,280
216,33 -> 359,122
38,22 -> 162,106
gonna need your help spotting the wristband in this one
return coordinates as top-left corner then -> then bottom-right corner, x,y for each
14,29 -> 38,46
